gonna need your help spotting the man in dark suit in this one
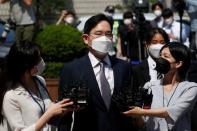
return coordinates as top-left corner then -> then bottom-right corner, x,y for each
58,14 -> 134,131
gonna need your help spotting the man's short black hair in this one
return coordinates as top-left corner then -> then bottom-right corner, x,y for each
83,14 -> 113,34
162,8 -> 173,18
123,11 -> 133,19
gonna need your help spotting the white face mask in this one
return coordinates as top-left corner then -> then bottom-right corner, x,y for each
34,58 -> 46,75
154,10 -> 162,17
148,43 -> 164,58
123,18 -> 132,25
91,36 -> 113,55
164,18 -> 173,26
65,16 -> 74,24
105,12 -> 113,17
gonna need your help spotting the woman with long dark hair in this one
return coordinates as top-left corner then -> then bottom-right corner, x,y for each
125,42 -> 197,131
0,41 -> 73,131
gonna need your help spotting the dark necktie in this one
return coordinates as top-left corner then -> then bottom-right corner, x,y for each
157,72 -> 163,79
99,61 -> 111,109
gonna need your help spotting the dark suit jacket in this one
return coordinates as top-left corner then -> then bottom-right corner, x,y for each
132,59 -> 150,92
58,54 -> 135,131
187,60 -> 197,129
150,19 -> 159,28
187,61 -> 197,83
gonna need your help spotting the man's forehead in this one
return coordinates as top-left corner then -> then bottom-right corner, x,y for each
91,21 -> 111,31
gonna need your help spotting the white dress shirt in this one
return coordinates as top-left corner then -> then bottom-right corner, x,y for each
163,20 -> 189,44
0,76 -> 56,131
157,17 -> 164,28
147,56 -> 158,82
88,52 -> 114,95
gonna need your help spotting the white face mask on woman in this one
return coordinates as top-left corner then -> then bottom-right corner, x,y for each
91,36 -> 113,55
154,10 -> 162,17
148,43 -> 164,58
34,58 -> 46,75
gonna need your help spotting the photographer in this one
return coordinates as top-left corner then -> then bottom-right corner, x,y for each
117,11 -> 138,61
123,43 -> 197,131
0,0 -> 36,43
56,10 -> 77,27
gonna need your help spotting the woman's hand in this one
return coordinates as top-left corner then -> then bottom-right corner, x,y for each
123,106 -> 144,117
35,99 -> 74,131
61,10 -> 68,18
46,99 -> 74,117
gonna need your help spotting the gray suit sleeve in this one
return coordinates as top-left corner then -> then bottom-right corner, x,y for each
166,83 -> 197,123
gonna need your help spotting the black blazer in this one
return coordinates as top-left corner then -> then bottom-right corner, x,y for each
187,61 -> 197,83
58,54 -> 135,131
132,59 -> 150,92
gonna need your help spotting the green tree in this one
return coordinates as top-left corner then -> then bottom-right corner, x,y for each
35,24 -> 87,78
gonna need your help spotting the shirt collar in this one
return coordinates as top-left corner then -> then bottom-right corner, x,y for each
88,52 -> 111,68
14,85 -> 29,95
14,83 -> 44,101
147,56 -> 156,70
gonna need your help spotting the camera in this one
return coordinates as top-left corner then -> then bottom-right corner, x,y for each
0,18 -> 16,43
112,81 -> 134,112
63,81 -> 88,108
140,88 -> 153,109
112,81 -> 153,112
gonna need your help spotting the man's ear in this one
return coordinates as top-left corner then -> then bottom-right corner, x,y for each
82,34 -> 89,45
176,61 -> 183,69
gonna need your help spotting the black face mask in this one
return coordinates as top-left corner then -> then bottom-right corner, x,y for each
155,57 -> 171,74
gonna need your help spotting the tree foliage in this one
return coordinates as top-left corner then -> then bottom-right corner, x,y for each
35,24 -> 87,78
35,24 -> 87,62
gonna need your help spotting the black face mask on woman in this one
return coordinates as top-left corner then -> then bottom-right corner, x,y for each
155,57 -> 171,74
